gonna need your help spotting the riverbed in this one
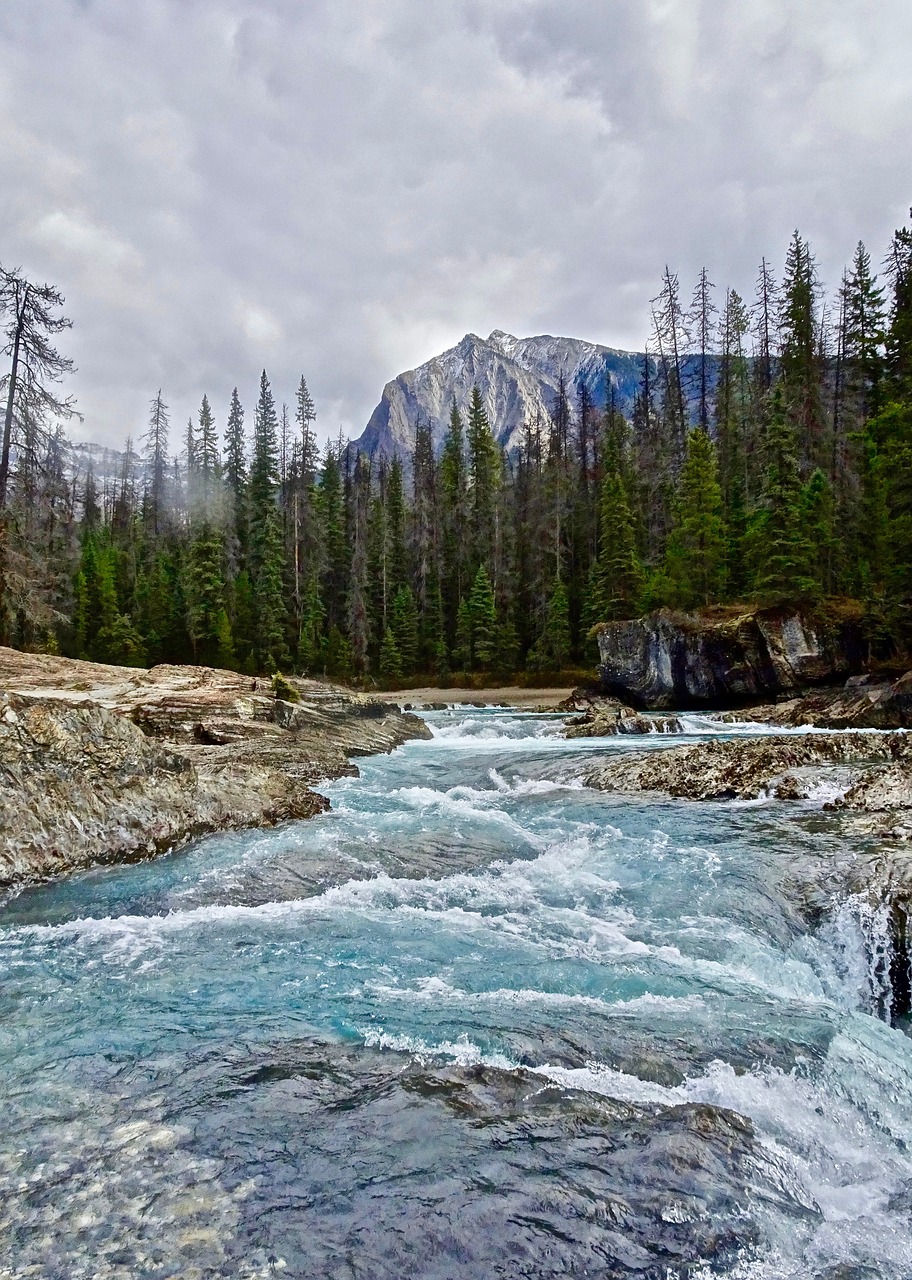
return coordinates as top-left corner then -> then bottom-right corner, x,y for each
1,707 -> 910,1278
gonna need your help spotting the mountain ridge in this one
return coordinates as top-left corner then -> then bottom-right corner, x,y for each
353,328 -> 647,460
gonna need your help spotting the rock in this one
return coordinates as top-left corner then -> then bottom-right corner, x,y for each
595,605 -> 867,710
566,699 -> 684,737
0,649 -> 431,889
719,668 -> 912,730
585,732 -> 908,803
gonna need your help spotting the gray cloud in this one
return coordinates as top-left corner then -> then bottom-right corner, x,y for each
0,0 -> 909,449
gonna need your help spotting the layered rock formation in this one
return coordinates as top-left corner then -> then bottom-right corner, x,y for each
595,607 -> 867,709
717,670 -> 912,730
0,649 -> 430,889
584,732 -> 912,838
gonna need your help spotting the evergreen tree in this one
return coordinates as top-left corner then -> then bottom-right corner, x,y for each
747,390 -> 815,602
664,427 -> 727,608
529,578 -> 571,671
467,564 -> 497,669
379,625 -> 403,681
440,400 -> 469,644
467,386 -> 499,574
184,521 -> 232,666
223,387 -> 248,565
248,370 -> 289,670
390,583 -> 420,674
453,597 -> 472,672
142,391 -> 169,536
587,471 -> 644,623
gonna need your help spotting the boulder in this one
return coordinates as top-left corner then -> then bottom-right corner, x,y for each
595,606 -> 867,709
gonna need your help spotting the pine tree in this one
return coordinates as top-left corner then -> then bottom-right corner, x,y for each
184,521 -> 232,666
587,471 -> 644,623
467,386 -> 499,574
296,569 -> 325,673
467,564 -> 497,669
142,391 -> 169,536
196,394 -> 220,502
379,626 -> 403,681
801,468 -> 839,596
747,389 -> 815,602
453,597 -> 472,671
529,578 -> 571,671
391,583 -> 419,674
248,370 -> 289,671
223,387 -> 248,566
348,453 -> 371,675
440,399 -> 469,644
779,230 -> 825,471
664,427 -> 727,608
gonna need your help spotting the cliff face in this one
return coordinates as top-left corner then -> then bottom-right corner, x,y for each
0,650 -> 430,890
595,608 -> 868,709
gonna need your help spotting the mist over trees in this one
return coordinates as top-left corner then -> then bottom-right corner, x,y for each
1,211 -> 911,681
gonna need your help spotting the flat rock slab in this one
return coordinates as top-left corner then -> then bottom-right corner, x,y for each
0,649 -> 430,889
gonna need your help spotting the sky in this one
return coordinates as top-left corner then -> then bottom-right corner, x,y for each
0,0 -> 910,449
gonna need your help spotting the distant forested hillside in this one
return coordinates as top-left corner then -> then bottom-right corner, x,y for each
0,217 -> 910,680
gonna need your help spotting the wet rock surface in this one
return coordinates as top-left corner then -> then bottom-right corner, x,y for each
595,606 -> 867,709
0,648 -> 430,889
584,731 -> 911,808
719,669 -> 912,730
565,695 -> 683,737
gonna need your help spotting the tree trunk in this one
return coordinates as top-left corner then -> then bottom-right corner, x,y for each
0,302 -> 25,510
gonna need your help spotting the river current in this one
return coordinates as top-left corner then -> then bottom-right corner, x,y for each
2,708 -> 912,1278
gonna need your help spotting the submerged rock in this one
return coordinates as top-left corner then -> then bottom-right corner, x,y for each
0,649 -> 430,889
595,605 -> 867,709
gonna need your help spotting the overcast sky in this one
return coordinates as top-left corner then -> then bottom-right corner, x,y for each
1,0 -> 910,449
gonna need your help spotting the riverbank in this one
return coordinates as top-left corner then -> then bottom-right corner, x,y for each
0,648 -> 429,890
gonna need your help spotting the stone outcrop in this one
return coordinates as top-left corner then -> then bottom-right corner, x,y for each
564,696 -> 683,738
585,731 -> 910,806
0,649 -> 430,889
718,670 -> 912,730
595,606 -> 867,710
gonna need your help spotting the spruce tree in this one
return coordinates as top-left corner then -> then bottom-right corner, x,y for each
587,471 -> 644,623
467,386 -> 499,574
529,579 -> 571,671
467,564 -> 497,669
391,583 -> 420,675
248,370 -> 290,671
379,626 -> 403,681
664,427 -> 727,608
440,400 -> 469,644
184,521 -> 232,666
747,390 -> 815,602
453,597 -> 472,672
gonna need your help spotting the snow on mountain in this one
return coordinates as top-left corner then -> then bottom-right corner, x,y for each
354,330 -> 645,460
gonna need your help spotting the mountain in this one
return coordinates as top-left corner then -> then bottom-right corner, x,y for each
353,330 -> 646,459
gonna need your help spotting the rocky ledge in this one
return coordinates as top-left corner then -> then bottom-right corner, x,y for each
0,648 -> 430,889
717,670 -> 912,730
595,605 -> 867,709
584,732 -> 912,836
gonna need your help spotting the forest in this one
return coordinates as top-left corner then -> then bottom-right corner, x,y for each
0,216 -> 910,684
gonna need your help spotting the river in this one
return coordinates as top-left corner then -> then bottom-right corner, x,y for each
1,707 -> 911,1278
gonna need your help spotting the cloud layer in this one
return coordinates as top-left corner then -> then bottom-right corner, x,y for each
0,0 -> 909,448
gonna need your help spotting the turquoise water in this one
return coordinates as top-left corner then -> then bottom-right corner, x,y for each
1,708 -> 911,1278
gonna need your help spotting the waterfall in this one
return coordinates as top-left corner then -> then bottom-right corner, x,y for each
827,893 -> 911,1025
